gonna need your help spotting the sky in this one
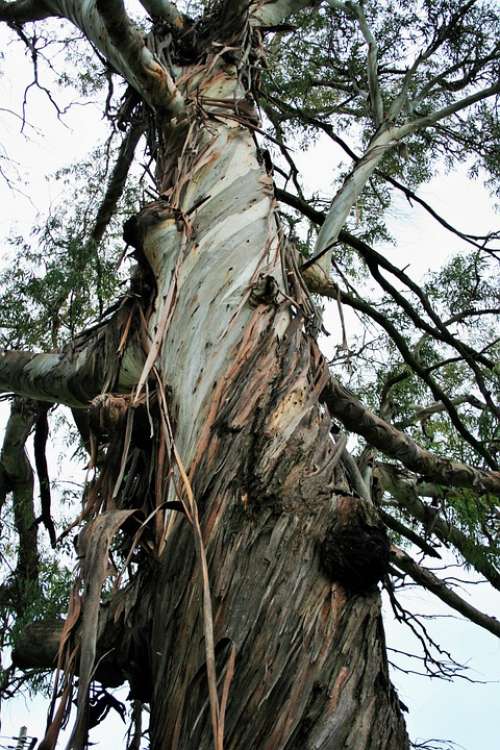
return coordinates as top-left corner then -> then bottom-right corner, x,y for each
0,11 -> 499,750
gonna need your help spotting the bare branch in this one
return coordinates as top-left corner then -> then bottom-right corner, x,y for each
276,188 -> 499,433
1,0 -> 185,112
377,463 -> 500,591
320,375 -> 500,495
397,396 -> 486,430
309,127 -> 396,284
391,546 -> 500,639
380,510 -> 441,559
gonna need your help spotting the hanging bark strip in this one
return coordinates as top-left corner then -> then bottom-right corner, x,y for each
155,373 -> 230,750
33,404 -> 57,547
66,510 -> 138,750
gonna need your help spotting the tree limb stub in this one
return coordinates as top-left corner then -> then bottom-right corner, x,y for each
321,375 -> 500,496
391,546 -> 500,640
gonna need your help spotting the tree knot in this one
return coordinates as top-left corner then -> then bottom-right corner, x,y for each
249,273 -> 279,307
320,496 -> 390,594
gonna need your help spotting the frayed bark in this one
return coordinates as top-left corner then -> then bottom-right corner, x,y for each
147,313 -> 408,749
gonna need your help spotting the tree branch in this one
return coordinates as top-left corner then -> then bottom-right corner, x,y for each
0,308 -> 145,407
379,510 -> 441,559
396,396 -> 486,430
327,1 -> 384,125
272,105 -> 499,253
137,0 -> 186,28
320,375 -> 500,495
313,276 -> 496,467
276,186 -> 498,433
0,398 -> 39,589
396,80 -> 500,139
377,463 -> 500,591
0,0 -> 51,23
96,0 -> 184,113
250,0 -> 320,28
391,546 -> 500,639
91,118 -> 145,250
1,0 -> 184,112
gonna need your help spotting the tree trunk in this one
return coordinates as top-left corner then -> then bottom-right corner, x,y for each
125,58 -> 410,750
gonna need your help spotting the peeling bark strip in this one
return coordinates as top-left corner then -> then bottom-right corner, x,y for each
68,510 -> 138,750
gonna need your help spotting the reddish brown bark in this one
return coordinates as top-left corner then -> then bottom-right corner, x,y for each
147,313 -> 408,749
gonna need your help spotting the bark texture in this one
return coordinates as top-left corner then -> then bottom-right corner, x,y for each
0,8 -> 410,749
123,57 -> 410,749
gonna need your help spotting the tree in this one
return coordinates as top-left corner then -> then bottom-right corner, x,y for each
0,1 -> 498,748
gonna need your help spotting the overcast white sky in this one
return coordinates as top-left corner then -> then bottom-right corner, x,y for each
0,14 -> 499,750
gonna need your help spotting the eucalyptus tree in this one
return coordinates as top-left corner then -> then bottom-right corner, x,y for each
0,1 -> 498,749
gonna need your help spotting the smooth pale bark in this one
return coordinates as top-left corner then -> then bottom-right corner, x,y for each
0,314 -> 144,407
305,127 -> 396,285
138,0 -> 185,27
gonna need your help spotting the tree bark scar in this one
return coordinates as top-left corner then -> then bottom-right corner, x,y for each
249,273 -> 280,307
320,496 -> 390,594
123,201 -> 175,258
34,405 -> 56,548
